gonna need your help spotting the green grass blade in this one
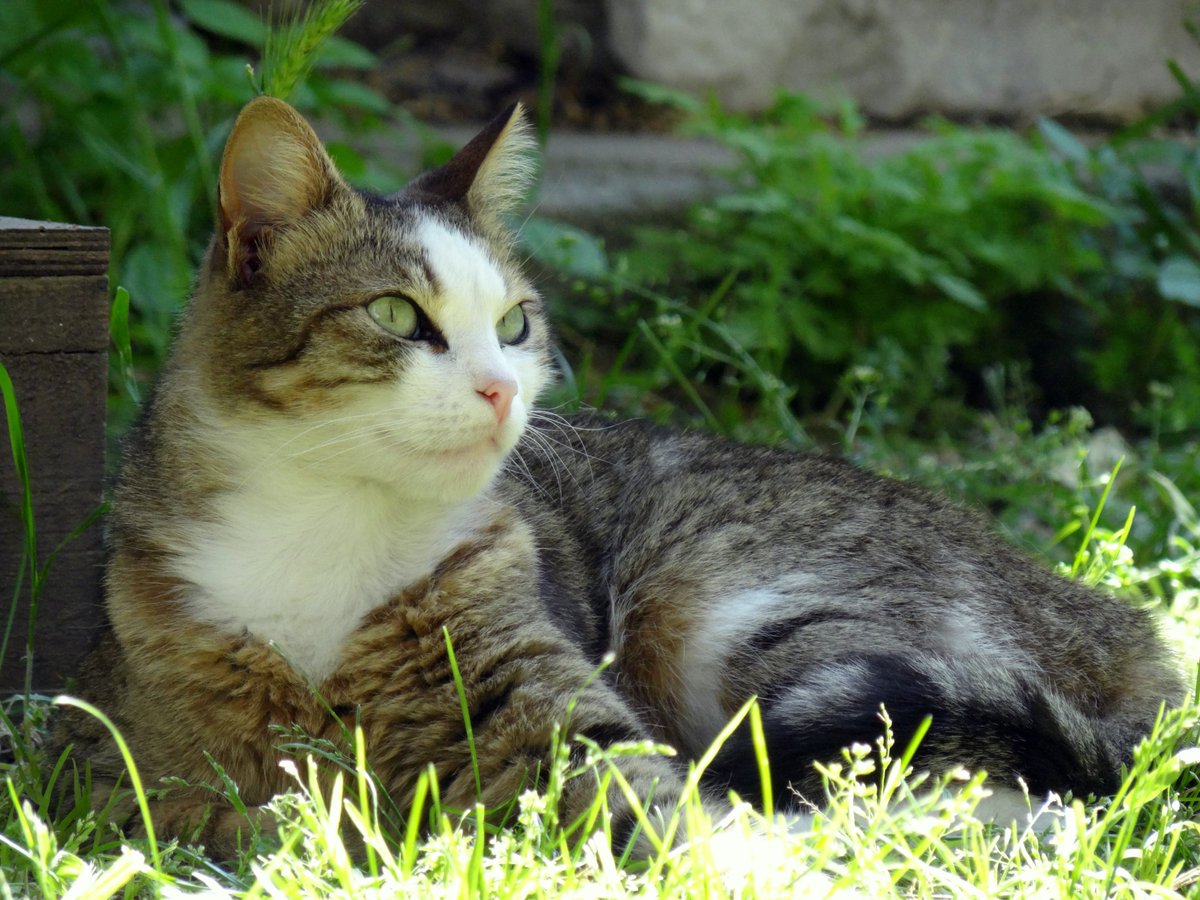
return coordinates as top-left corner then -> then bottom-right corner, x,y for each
637,320 -> 722,432
402,767 -> 432,876
1070,457 -> 1124,578
0,548 -> 27,694
111,288 -> 142,406
442,627 -> 482,801
52,696 -> 162,874
747,700 -> 773,821
352,725 -> 378,878
0,361 -> 40,706
535,0 -> 561,145
5,780 -> 56,899
0,360 -> 36,583
37,503 -> 107,588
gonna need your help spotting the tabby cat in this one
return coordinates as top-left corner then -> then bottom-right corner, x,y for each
57,97 -> 1184,854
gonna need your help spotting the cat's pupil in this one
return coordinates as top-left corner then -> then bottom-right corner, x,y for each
367,295 -> 420,339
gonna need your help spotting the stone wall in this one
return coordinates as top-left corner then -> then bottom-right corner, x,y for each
608,0 -> 1200,120
343,0 -> 1200,122
0,218 -> 109,691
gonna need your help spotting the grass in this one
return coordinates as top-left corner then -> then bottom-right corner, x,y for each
1,694 -> 1197,896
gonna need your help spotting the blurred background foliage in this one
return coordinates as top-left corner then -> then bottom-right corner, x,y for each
1,0 -> 1198,600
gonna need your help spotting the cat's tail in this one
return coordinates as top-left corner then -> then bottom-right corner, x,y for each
705,652 -> 1176,807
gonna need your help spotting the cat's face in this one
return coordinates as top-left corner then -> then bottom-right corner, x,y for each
182,98 -> 549,502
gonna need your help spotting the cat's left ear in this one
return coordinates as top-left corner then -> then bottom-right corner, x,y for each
218,96 -> 347,286
406,103 -> 537,233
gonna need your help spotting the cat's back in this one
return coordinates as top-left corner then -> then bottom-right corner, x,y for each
505,415 -> 1180,759
508,412 -> 1036,591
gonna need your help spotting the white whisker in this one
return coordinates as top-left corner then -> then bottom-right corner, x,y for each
519,428 -> 568,501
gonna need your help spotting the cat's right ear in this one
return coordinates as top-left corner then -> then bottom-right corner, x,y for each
405,103 -> 537,234
218,97 -> 343,287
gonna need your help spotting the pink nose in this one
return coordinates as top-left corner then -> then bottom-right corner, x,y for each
477,377 -> 517,424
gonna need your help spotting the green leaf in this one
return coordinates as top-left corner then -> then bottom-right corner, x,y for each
1036,118 -> 1090,164
617,78 -> 705,114
315,35 -> 376,69
1038,181 -> 1113,226
178,0 -> 267,46
1156,255 -> 1200,307
110,286 -> 141,405
931,272 -> 987,311
521,218 -> 610,279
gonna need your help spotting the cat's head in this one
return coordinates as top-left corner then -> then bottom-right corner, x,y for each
181,97 -> 550,502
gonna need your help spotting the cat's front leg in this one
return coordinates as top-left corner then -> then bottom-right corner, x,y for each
374,606 -> 689,854
348,513 -> 691,855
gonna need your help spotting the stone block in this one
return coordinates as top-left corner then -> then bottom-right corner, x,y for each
0,217 -> 109,692
607,0 -> 1200,120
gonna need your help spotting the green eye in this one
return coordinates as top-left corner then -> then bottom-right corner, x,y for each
497,304 -> 529,345
367,295 -> 420,338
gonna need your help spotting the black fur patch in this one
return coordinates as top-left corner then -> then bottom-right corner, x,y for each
705,654 -> 1116,806
469,682 -> 516,732
744,611 -> 866,655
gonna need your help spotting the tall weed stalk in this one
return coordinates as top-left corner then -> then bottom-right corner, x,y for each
262,0 -> 366,100
535,0 -> 561,145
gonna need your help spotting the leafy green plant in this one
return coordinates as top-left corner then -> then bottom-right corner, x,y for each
602,92 -> 1112,430
540,80 -> 1200,454
1036,114 -> 1200,436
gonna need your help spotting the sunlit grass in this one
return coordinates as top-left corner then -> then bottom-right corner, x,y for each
2,689 -> 1196,898
4,0 -> 1197,894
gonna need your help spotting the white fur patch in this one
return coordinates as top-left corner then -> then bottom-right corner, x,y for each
675,582 -> 820,755
173,456 -> 485,681
416,216 -> 510,335
972,785 -> 1066,834
773,660 -> 874,728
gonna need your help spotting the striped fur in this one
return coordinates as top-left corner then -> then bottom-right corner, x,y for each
56,98 -> 1185,855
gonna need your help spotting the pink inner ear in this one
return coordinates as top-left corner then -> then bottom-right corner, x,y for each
232,222 -> 271,286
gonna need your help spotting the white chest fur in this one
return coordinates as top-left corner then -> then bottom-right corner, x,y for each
170,467 -> 480,682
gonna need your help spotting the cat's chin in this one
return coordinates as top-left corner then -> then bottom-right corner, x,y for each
435,438 -> 499,461
391,438 -> 513,503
